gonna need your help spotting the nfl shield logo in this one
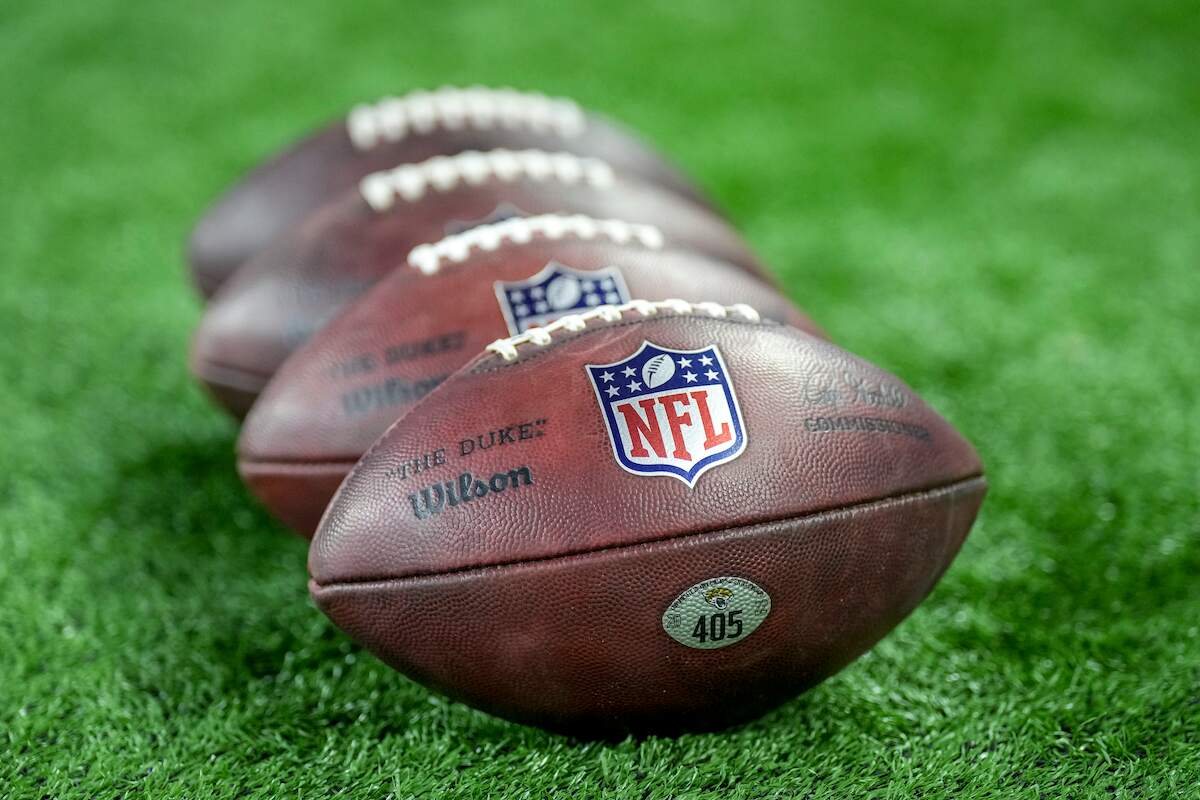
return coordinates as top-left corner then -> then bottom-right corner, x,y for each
494,262 -> 630,335
586,341 -> 747,486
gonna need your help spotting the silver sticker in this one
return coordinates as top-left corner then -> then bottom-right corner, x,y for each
661,576 -> 771,650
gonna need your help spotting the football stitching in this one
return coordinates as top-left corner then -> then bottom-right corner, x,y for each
359,150 -> 615,212
239,457 -> 359,470
469,313 -> 779,374
406,213 -> 664,275
310,475 -> 988,588
347,86 -> 586,150
484,299 -> 762,362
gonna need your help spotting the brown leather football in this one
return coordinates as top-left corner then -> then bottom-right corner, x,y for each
238,215 -> 823,536
308,299 -> 986,735
191,151 -> 772,418
187,87 -> 717,298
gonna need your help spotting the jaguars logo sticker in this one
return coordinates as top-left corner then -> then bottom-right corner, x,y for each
662,577 -> 771,650
704,586 -> 733,610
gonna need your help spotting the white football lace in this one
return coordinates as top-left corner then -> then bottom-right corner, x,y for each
347,87 -> 587,150
485,300 -> 762,362
407,214 -> 664,275
359,150 -> 615,211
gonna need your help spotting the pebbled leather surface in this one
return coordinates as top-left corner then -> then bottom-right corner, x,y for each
191,173 -> 772,418
187,113 -> 716,298
308,312 -> 986,733
238,241 -> 823,535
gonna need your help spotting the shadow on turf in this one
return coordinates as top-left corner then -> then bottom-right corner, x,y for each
99,435 -> 285,549
86,436 -> 472,730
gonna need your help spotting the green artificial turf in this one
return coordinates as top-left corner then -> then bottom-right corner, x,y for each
2,0 -> 1198,797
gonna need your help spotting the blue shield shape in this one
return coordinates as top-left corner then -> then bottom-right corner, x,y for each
585,341 -> 747,486
494,262 -> 630,335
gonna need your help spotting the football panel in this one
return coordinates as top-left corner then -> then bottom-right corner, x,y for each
311,475 -> 986,734
310,316 -> 983,584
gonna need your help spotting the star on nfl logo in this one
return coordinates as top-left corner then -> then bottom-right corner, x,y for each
586,341 -> 747,486
494,262 -> 630,335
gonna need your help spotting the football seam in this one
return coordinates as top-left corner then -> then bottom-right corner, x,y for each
239,456 -> 358,470
195,357 -> 276,382
311,473 -> 987,589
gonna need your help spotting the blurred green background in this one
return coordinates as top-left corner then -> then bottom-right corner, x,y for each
2,1 -> 1197,797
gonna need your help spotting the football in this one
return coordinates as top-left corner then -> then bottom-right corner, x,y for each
187,86 -> 717,298
190,150 -> 772,417
307,299 -> 986,735
237,215 -> 824,536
